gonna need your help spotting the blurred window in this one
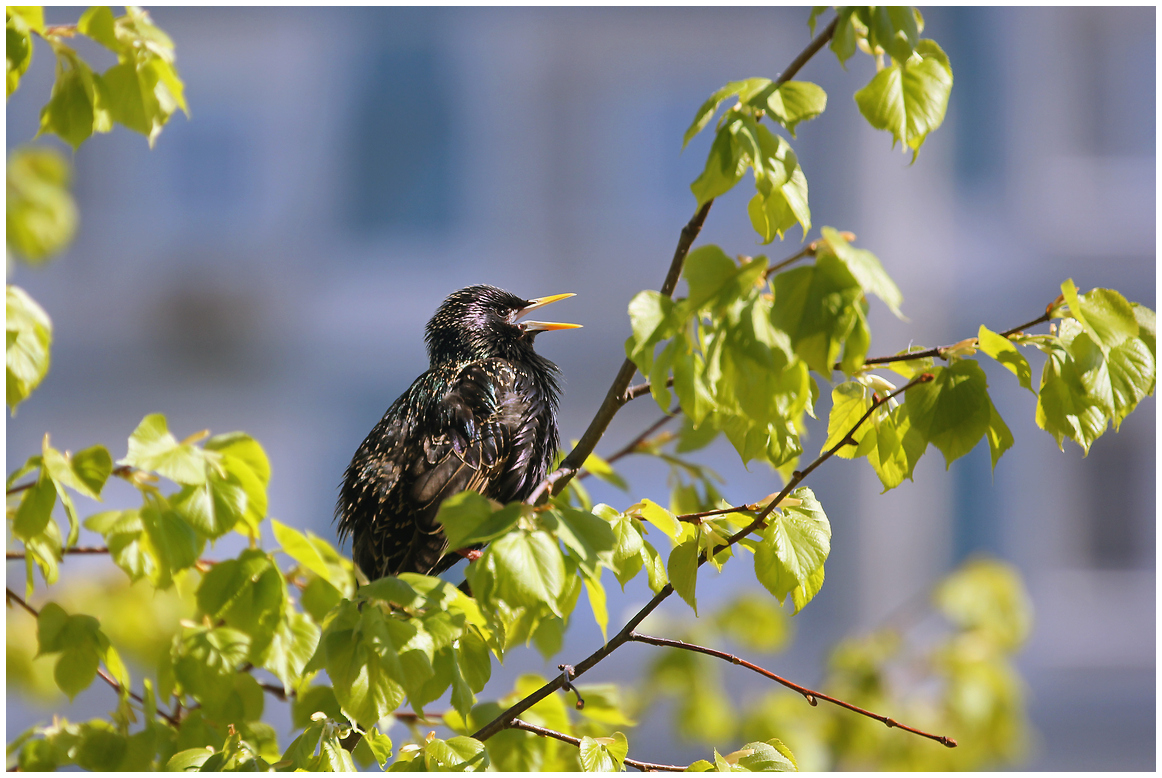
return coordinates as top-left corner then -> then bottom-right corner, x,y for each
346,43 -> 457,234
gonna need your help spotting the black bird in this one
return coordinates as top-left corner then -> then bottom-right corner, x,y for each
336,285 -> 580,579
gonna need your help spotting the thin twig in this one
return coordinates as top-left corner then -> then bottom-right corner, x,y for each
7,464 -> 139,497
5,587 -> 180,728
472,373 -> 929,743
761,231 -> 854,280
628,632 -> 956,748
621,376 -> 674,404
507,718 -> 687,772
859,302 -> 1058,368
576,408 -> 681,483
7,546 -> 109,560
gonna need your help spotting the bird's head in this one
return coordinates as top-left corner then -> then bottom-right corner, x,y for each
424,285 -> 581,365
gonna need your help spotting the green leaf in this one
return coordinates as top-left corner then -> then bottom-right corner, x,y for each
668,538 -> 700,615
363,727 -> 394,767
37,43 -> 108,149
1035,322 -> 1112,454
583,575 -> 608,642
761,80 -> 826,137
196,549 -> 286,657
424,736 -> 489,771
6,147 -> 79,264
745,125 -> 810,243
683,78 -> 770,148
259,610 -> 320,691
985,396 -> 1014,470
490,531 -> 567,618
1061,280 -> 1139,352
6,8 -> 39,97
821,381 -> 872,458
625,290 -> 677,372
272,519 -> 354,595
77,6 -> 122,53
140,502 -> 203,588
172,468 -> 248,539
868,5 -> 920,62
753,487 -> 830,612
639,499 -> 682,539
640,540 -> 669,594
13,473 -> 56,541
978,325 -> 1034,392
770,254 -> 864,375
691,116 -> 749,206
903,360 -> 992,467
830,8 -> 859,66
438,491 -> 523,551
854,39 -> 953,161
121,414 -> 208,485
6,285 -> 53,412
736,739 -> 797,771
550,506 -> 617,578
818,227 -> 903,318
578,732 -> 628,772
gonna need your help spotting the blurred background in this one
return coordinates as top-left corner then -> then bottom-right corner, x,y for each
6,6 -> 1155,770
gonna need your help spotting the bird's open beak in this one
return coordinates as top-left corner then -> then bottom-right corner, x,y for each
517,293 -> 582,333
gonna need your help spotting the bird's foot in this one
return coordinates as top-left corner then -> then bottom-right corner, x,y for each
456,548 -> 483,562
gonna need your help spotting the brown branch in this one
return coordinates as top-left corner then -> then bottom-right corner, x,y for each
5,587 -> 180,728
763,231 -> 855,280
507,718 -> 687,773
576,408 -> 680,483
859,301 -> 1058,369
472,373 -> 928,743
7,464 -> 137,497
7,546 -> 110,560
621,376 -> 674,404
628,632 -> 956,748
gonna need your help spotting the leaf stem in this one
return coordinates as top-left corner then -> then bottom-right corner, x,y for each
5,587 -> 180,728
627,632 -> 957,748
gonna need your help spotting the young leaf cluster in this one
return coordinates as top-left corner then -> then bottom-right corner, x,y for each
7,6 -> 188,148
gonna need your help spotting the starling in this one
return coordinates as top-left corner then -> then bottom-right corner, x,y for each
336,285 -> 580,580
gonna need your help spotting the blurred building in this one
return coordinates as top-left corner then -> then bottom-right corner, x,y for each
6,6 -> 1154,769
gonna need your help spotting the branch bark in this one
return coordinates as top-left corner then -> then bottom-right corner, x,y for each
858,301 -> 1057,368
628,632 -> 957,748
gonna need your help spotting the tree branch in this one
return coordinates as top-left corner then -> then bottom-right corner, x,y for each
576,408 -> 681,483
858,300 -> 1058,368
507,718 -> 687,772
472,373 -> 929,743
5,587 -> 180,728
528,201 -> 714,504
627,632 -> 956,748
7,546 -> 110,560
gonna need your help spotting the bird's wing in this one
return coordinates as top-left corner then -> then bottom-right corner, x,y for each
408,360 -> 520,512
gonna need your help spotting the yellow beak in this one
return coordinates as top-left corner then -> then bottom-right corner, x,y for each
517,293 -> 582,332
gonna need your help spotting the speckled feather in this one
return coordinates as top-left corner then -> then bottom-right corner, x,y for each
336,286 -> 563,579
